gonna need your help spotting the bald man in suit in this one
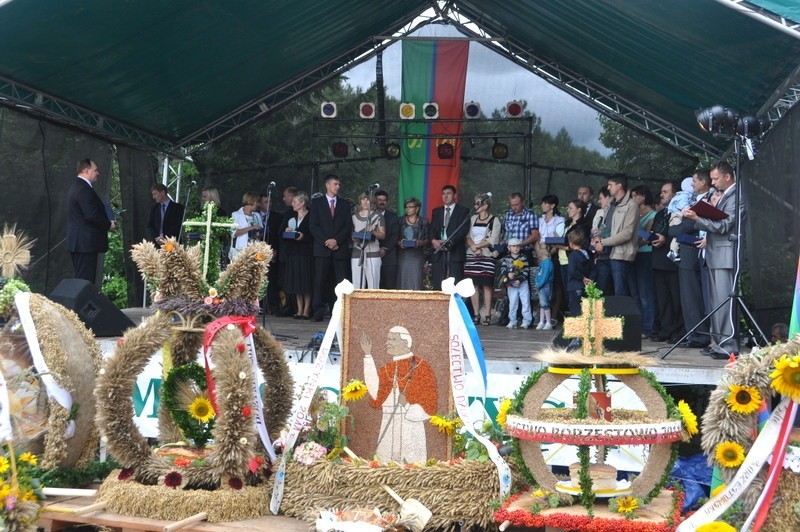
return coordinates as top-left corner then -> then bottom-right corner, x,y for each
66,159 -> 114,285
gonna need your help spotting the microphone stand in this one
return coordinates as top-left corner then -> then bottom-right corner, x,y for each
177,181 -> 196,244
357,187 -> 378,289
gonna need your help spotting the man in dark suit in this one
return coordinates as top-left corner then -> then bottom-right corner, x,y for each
309,174 -> 353,321
651,180 -> 683,343
147,183 -> 185,243
429,185 -> 470,290
258,192 -> 284,314
684,162 -> 743,358
669,170 -> 712,349
375,189 -> 400,289
67,159 -> 114,285
578,185 -> 598,223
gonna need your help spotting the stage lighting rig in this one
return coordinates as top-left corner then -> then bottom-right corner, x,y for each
464,101 -> 481,119
491,138 -> 508,160
695,105 -> 737,135
321,102 -> 337,118
423,102 -> 439,119
399,103 -> 416,119
359,102 -> 376,119
330,142 -> 348,158
385,143 -> 401,159
437,141 -> 455,160
736,115 -> 771,138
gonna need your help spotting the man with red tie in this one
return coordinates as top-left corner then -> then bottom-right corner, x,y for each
309,174 -> 353,321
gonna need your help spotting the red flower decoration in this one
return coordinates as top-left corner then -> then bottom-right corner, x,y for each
164,471 -> 183,488
174,458 -> 191,468
228,477 -> 243,490
241,406 -> 252,417
118,468 -> 134,481
236,343 -> 246,353
261,460 -> 273,479
116,338 -> 125,345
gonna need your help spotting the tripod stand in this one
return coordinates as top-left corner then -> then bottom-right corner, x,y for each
662,136 -> 768,359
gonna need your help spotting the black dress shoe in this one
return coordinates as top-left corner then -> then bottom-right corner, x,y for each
699,347 -> 716,356
679,340 -> 706,348
711,351 -> 735,360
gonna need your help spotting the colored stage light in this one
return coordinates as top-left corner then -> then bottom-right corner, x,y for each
399,103 -> 416,119
464,101 -> 481,119
437,141 -> 455,160
506,100 -> 523,117
320,102 -> 337,118
359,102 -> 375,119
385,143 -> 401,159
491,139 -> 509,160
423,102 -> 439,119
331,142 -> 348,158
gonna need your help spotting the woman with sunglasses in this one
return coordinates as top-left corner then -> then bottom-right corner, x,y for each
465,194 -> 501,325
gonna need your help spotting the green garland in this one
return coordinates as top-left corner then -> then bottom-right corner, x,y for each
576,444 -> 595,516
161,363 -> 215,447
32,459 -> 120,488
0,277 -> 29,317
510,368 -> 548,486
574,368 -> 592,420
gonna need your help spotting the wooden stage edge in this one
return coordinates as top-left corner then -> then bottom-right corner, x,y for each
120,307 -> 729,386
39,493 -> 309,532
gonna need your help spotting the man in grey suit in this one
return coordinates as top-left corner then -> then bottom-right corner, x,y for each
683,161 -> 743,358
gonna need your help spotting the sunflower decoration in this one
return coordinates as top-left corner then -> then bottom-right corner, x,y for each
341,379 -> 368,402
770,353 -> 800,402
161,363 -> 216,447
496,397 -> 512,428
696,522 -> 737,532
0,224 -> 35,279
677,399 -> 699,437
725,384 -> 761,415
715,440 -> 745,468
429,414 -> 462,436
609,495 -> 640,519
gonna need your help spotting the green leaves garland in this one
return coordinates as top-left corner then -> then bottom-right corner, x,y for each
574,368 -> 592,420
183,203 -> 234,285
576,444 -> 595,515
509,368 -> 548,486
161,363 -> 215,448
0,278 -> 29,317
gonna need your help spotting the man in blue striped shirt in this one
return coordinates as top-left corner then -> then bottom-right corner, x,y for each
502,192 -> 540,261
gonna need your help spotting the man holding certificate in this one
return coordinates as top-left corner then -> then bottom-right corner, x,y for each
683,161 -> 742,359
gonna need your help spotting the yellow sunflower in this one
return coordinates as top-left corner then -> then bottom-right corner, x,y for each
697,522 -> 736,532
770,353 -> 800,401
615,495 -> 639,514
710,484 -> 727,498
0,484 -> 10,499
496,398 -> 512,428
715,440 -> 745,468
725,385 -> 762,414
429,415 -> 460,435
18,452 -> 37,466
0,456 -> 8,474
677,400 -> 699,436
341,379 -> 368,402
188,397 -> 215,423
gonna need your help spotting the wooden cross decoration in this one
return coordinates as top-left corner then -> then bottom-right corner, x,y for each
562,297 -> 624,357
182,202 -> 237,279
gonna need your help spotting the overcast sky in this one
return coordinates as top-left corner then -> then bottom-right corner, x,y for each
342,25 -> 611,155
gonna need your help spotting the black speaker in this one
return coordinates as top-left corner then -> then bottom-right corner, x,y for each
553,295 -> 642,352
603,296 -> 642,352
49,279 -> 135,337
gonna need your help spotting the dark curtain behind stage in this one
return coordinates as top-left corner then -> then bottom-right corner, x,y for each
741,101 -> 800,332
117,145 -> 157,307
0,106 -> 113,295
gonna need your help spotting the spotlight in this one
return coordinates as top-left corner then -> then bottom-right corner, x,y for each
321,102 -> 337,118
385,143 -> 401,159
464,101 -> 481,119
352,142 -> 362,153
736,115 -> 771,138
437,141 -> 455,160
695,105 -> 737,134
423,102 -> 439,119
359,102 -> 376,119
399,103 -> 416,119
491,138 -> 508,159
506,100 -> 524,118
331,142 -> 348,158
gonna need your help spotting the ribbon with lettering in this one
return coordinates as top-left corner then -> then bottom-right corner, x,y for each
442,278 -> 511,497
442,278 -> 488,397
270,280 -> 354,514
14,292 -> 75,439
202,315 -> 256,414
677,397 -> 793,531
742,399 -> 798,531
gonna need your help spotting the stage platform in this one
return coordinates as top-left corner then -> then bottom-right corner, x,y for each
120,308 -> 726,386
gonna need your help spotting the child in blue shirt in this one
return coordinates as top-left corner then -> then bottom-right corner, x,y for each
534,242 -> 555,330
567,230 -> 592,317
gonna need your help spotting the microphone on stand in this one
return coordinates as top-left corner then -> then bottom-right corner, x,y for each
267,180 -> 276,190
368,182 -> 380,189
477,192 -> 492,205
189,180 -> 197,187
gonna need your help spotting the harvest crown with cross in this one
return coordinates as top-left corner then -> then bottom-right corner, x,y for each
562,282 -> 624,357
182,202 -> 237,279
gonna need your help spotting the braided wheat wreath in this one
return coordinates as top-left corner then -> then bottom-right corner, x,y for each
94,314 -> 294,522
